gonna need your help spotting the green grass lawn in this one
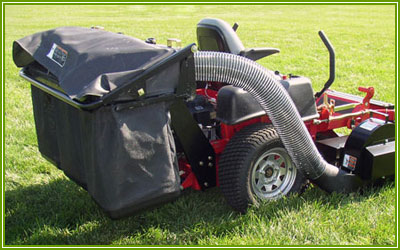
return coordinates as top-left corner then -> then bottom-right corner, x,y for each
4,4 -> 397,246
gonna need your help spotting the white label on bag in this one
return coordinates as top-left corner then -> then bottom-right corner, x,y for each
47,43 -> 68,67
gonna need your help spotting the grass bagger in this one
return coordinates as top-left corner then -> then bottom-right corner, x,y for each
13,18 -> 395,218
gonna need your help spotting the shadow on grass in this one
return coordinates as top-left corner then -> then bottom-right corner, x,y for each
5,178 -> 234,245
5,177 -> 394,245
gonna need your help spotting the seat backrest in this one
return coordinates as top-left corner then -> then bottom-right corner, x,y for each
197,18 -> 244,55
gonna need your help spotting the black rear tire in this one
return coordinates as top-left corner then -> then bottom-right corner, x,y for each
218,123 -> 308,213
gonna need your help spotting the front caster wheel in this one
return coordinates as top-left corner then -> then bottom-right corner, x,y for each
218,123 -> 308,213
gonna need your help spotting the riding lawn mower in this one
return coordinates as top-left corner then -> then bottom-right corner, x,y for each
13,18 -> 395,218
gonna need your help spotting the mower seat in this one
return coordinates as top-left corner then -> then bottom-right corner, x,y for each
197,18 -> 279,61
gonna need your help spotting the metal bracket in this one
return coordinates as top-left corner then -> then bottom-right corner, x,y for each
170,99 -> 216,190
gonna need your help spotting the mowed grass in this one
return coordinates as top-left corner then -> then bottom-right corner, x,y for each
4,4 -> 397,246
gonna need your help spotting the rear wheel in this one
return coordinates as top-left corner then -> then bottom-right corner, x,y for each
218,123 -> 307,213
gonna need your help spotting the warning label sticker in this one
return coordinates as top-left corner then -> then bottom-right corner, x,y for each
343,154 -> 357,171
47,43 -> 68,67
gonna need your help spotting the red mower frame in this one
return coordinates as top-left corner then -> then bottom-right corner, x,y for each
180,83 -> 395,191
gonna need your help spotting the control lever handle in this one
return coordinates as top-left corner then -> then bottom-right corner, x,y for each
315,30 -> 336,99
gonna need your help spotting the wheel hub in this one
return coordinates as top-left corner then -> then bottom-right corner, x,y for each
251,147 -> 297,200
265,167 -> 274,178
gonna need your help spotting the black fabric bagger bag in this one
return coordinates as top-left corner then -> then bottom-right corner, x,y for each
13,27 -> 195,218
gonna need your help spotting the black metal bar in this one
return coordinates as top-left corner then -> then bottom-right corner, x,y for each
113,94 -> 177,111
315,30 -> 335,98
20,70 -> 103,110
176,52 -> 196,99
170,99 -> 216,190
232,22 -> 239,32
102,43 -> 196,104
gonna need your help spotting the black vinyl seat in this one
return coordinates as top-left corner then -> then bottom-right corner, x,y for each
197,18 -> 280,61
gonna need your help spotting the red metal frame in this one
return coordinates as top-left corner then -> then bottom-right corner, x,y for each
179,83 -> 395,191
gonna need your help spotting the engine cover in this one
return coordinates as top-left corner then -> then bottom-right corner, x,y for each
216,76 -> 318,125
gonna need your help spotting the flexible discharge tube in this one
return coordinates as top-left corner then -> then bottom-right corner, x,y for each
194,51 -> 362,192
